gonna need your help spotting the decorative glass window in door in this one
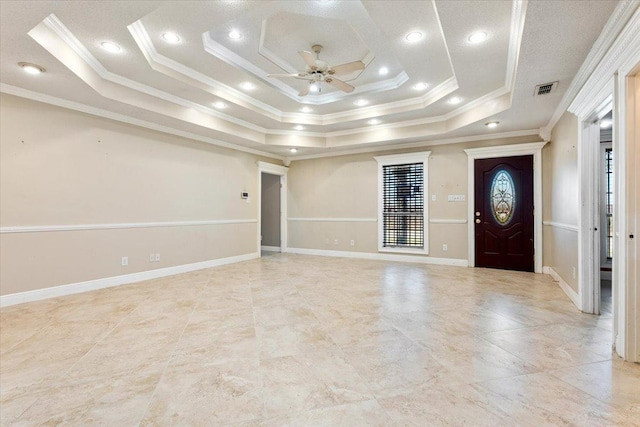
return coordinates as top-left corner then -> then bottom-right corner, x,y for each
491,170 -> 515,225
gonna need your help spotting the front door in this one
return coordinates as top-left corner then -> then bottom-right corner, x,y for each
474,155 -> 534,272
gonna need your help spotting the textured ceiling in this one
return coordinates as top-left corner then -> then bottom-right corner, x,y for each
0,0 -> 619,159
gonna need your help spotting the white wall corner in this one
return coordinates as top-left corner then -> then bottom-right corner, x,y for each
544,265 -> 582,311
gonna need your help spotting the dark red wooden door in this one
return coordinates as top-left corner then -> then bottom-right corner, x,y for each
474,155 -> 534,272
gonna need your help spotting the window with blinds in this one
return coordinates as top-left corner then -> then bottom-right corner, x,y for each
382,162 -> 424,248
375,151 -> 430,254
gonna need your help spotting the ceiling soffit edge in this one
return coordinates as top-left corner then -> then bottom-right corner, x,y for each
288,130 -> 543,162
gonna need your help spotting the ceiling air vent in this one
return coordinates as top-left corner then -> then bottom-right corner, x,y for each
534,81 -> 559,96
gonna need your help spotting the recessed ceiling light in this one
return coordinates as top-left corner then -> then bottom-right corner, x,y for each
300,106 -> 312,113
294,125 -> 305,131
100,41 -> 122,53
485,121 -> 499,128
228,30 -> 241,40
405,31 -> 423,42
468,31 -> 488,44
240,82 -> 255,90
290,148 -> 298,153
413,82 -> 428,91
448,96 -> 462,105
162,32 -> 181,44
18,62 -> 45,75
379,67 -> 389,76
600,119 -> 612,129
354,99 -> 368,107
213,101 -> 227,109
367,119 -> 381,125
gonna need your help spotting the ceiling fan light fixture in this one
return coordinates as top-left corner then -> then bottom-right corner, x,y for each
19,62 -> 45,75
100,41 -> 122,53
468,31 -> 488,44
485,121 -> 499,129
228,30 -> 241,40
309,83 -> 320,93
405,31 -> 423,42
162,32 -> 181,44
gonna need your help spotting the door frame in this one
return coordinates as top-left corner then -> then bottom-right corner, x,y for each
257,162 -> 288,255
464,142 -> 547,273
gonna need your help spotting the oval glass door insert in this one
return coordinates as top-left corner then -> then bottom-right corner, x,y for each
491,170 -> 515,225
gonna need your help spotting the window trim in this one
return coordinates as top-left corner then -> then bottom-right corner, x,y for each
374,151 -> 431,255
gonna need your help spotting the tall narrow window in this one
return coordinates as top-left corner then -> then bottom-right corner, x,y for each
375,152 -> 430,254
605,148 -> 613,259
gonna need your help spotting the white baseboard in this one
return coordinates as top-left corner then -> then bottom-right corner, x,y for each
286,247 -> 468,267
543,265 -> 581,310
260,245 -> 281,252
0,252 -> 259,308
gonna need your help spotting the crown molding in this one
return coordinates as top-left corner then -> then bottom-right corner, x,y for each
288,129 -> 541,161
0,84 -> 285,161
38,14 -> 267,135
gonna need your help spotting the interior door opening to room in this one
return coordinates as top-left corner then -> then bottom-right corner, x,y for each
257,162 -> 288,256
260,172 -> 282,253
598,111 -> 614,316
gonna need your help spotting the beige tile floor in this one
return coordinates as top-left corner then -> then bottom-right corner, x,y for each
1,254 -> 639,426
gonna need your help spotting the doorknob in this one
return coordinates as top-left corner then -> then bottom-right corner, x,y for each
475,219 -> 481,224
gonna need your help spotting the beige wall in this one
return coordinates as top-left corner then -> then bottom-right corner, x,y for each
542,111 -> 580,292
288,136 -> 540,261
0,94 -> 278,296
261,173 -> 281,247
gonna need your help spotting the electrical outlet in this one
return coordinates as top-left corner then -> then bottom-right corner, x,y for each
350,239 -> 355,246
442,244 -> 448,251
324,238 -> 330,244
333,239 -> 339,245
121,256 -> 128,266
431,194 -> 436,201
155,253 -> 161,262
149,253 -> 155,262
572,267 -> 576,279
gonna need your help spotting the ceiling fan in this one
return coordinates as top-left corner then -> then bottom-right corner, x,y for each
267,44 -> 365,97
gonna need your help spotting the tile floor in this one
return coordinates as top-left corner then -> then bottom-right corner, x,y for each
1,254 -> 639,426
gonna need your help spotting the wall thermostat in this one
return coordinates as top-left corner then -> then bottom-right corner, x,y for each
241,192 -> 249,199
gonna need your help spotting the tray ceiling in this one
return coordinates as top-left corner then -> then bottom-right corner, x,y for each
0,0 -> 619,159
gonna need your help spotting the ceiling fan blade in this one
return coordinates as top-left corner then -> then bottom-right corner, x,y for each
298,84 -> 310,97
325,77 -> 354,93
329,60 -> 365,76
299,50 -> 317,68
267,72 -> 313,80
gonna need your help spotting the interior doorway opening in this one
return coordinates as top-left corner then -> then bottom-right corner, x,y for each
257,161 -> 288,257
598,110 -> 614,316
260,172 -> 282,254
